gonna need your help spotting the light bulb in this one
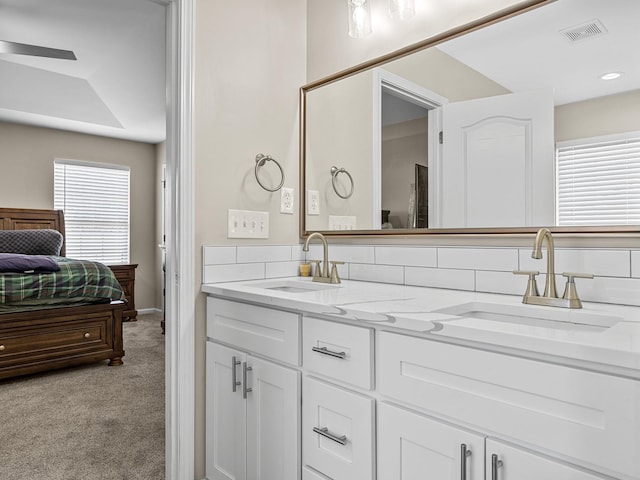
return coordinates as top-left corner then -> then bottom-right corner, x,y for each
389,0 -> 415,20
348,0 -> 372,38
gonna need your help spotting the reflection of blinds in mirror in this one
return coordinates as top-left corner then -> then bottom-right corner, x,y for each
557,133 -> 640,226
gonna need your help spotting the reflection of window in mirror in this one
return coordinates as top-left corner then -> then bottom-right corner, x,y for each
556,132 -> 640,226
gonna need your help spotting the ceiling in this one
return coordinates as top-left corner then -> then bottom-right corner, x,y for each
0,0 -> 166,144
438,0 -> 639,106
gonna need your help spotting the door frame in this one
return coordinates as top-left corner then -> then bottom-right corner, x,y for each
164,0 -> 195,478
372,68 -> 447,228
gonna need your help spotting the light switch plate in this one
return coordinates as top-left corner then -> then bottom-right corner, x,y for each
280,187 -> 294,214
328,215 -> 357,230
307,190 -> 320,215
227,209 -> 269,238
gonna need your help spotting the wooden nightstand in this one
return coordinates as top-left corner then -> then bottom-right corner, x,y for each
108,263 -> 138,321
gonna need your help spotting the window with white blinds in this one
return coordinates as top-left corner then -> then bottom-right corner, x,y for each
556,133 -> 640,226
54,159 -> 130,264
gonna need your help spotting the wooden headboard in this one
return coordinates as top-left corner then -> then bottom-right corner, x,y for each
0,208 -> 66,255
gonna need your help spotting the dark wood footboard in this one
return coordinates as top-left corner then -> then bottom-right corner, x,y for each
0,301 -> 126,380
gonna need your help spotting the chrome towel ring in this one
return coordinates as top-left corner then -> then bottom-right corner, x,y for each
331,166 -> 354,199
255,153 -> 285,192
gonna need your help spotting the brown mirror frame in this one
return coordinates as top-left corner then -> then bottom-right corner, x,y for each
299,0 -> 640,239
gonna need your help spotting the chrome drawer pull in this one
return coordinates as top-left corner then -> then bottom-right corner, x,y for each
242,362 -> 252,399
0,345 -> 5,351
312,426 -> 347,445
491,454 -> 503,480
84,332 -> 91,339
460,444 -> 472,480
312,346 -> 346,359
231,356 -> 241,393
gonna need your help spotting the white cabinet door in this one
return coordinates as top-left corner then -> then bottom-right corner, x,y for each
303,377 -> 375,480
486,439 -> 608,480
378,402 -> 484,480
246,355 -> 301,480
206,342 -> 247,480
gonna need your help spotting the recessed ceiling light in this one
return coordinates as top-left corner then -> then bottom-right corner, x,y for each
601,72 -> 622,80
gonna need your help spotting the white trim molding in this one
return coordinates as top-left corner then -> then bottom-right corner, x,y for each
165,0 -> 195,478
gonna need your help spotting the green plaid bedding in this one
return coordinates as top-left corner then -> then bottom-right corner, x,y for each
0,256 -> 125,305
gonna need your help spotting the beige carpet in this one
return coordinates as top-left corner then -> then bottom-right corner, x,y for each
0,312 -> 165,480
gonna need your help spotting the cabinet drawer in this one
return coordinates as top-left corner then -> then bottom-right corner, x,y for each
303,317 -> 373,389
207,297 -> 300,365
378,331 -> 640,479
0,317 -> 111,367
303,377 -> 374,480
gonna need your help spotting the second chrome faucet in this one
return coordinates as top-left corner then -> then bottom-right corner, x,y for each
514,228 -> 593,309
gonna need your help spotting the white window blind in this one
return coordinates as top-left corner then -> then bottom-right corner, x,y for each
556,133 -> 640,226
54,159 -> 130,264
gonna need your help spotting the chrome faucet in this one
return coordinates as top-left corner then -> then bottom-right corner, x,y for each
532,227 -> 557,298
514,227 -> 593,308
302,232 -> 342,284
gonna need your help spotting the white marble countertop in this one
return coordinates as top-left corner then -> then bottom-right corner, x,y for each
201,277 -> 640,378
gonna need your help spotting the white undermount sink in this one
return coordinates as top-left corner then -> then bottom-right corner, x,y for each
436,302 -> 622,332
245,279 -> 341,294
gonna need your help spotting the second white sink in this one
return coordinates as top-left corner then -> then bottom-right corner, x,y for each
436,301 -> 622,332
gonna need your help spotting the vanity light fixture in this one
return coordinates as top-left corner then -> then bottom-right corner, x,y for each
601,72 -> 622,80
347,0 -> 372,38
388,0 -> 415,20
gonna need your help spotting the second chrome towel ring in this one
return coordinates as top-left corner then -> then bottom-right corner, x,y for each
255,153 -> 285,192
331,166 -> 354,199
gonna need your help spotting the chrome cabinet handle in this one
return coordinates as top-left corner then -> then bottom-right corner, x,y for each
312,426 -> 347,445
242,362 -> 252,399
460,444 -> 472,480
231,356 -> 241,392
491,454 -> 503,480
311,346 -> 346,359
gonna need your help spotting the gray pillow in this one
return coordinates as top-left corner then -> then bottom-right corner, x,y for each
0,229 -> 64,255
0,253 -> 60,273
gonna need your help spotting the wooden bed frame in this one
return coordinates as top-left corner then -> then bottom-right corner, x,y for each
0,207 -> 125,380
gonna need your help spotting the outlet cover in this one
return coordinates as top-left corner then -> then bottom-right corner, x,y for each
307,190 -> 320,215
227,209 -> 269,239
280,187 -> 294,214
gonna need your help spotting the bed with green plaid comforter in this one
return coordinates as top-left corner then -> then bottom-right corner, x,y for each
0,256 -> 125,309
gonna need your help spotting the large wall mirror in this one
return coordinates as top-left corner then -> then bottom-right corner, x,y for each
301,0 -> 640,237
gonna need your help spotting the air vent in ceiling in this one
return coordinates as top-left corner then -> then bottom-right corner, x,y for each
560,19 -> 607,42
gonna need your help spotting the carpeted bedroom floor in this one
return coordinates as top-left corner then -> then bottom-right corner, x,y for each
0,312 -> 165,480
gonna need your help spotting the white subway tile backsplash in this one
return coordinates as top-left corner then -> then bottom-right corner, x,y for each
632,251 -> 640,278
576,276 -> 640,307
203,246 -> 236,265
325,245 -> 375,264
476,270 -> 525,296
405,267 -> 475,291
200,243 -> 640,306
438,247 -> 518,272
291,245 -> 306,261
349,263 -> 404,284
519,249 -> 631,278
266,261 -> 301,279
375,246 -> 437,267
203,263 -> 265,284
237,245 -> 292,263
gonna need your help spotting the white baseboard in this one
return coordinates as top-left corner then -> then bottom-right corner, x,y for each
137,308 -> 163,315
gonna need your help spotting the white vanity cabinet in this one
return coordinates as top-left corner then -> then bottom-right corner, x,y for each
204,289 -> 639,480
378,331 -> 638,480
205,299 -> 301,480
378,402 -> 484,480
